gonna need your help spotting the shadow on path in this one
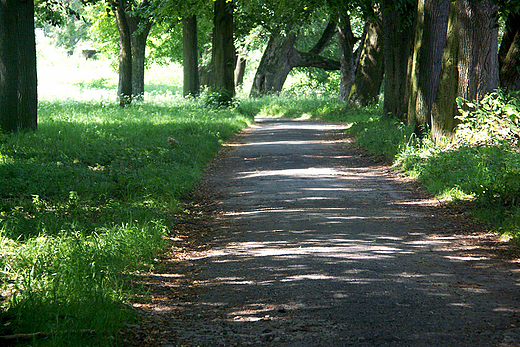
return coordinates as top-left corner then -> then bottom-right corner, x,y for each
127,117 -> 520,347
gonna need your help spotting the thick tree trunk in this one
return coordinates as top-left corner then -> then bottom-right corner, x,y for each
407,0 -> 449,133
250,23 -> 340,97
0,0 -> 37,132
382,0 -> 416,120
250,31 -> 299,97
183,15 -> 200,97
128,17 -> 152,100
349,8 -> 384,107
499,13 -> 520,92
211,0 -> 235,100
338,13 -> 356,102
431,0 -> 499,143
112,2 -> 133,107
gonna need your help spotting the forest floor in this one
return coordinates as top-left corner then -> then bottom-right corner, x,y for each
122,117 -> 520,346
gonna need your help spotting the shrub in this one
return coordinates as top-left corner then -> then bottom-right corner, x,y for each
455,90 -> 520,148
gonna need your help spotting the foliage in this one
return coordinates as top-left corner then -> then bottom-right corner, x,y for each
455,91 -> 520,148
391,91 -> 520,242
203,89 -> 239,108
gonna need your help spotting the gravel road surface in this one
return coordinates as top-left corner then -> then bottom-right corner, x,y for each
124,117 -> 520,347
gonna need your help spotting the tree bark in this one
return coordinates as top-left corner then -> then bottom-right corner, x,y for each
349,8 -> 384,107
183,15 -> 200,97
407,0 -> 449,133
112,1 -> 133,107
382,0 -> 416,120
431,0 -> 499,143
234,56 -> 246,87
211,0 -> 235,100
128,16 -> 152,100
499,12 -> 520,92
338,13 -> 356,102
250,30 -> 299,97
250,23 -> 340,97
0,0 -> 37,132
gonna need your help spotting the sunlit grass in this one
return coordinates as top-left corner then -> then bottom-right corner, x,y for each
1,43 -> 253,346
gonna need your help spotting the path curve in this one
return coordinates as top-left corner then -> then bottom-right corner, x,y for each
125,117 -> 520,347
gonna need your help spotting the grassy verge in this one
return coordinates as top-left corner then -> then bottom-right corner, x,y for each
0,98 -> 252,346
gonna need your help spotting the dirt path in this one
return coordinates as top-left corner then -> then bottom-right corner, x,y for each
124,117 -> 520,346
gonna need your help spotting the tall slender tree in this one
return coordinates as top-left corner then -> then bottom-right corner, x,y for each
183,15 -> 200,97
499,11 -> 520,91
110,0 -> 133,107
0,0 -> 38,132
381,0 -> 416,120
211,0 -> 236,101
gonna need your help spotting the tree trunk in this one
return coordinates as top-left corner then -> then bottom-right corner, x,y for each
250,23 -> 340,97
338,13 -> 356,102
382,0 -> 416,120
183,15 -> 200,97
128,16 -> 152,100
499,13 -> 520,92
0,0 -> 37,132
211,0 -> 235,100
349,8 -> 384,107
234,56 -> 246,87
407,0 -> 449,133
112,1 -> 133,107
250,30 -> 299,97
431,0 -> 499,143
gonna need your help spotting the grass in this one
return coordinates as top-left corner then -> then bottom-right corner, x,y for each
1,44 -> 253,345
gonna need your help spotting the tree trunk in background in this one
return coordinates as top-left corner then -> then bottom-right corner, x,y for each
250,31 -> 299,96
112,1 -> 133,107
338,13 -> 356,102
211,0 -> 235,100
431,0 -> 499,143
128,16 -> 152,100
0,0 -> 37,132
250,22 -> 339,97
349,8 -> 384,107
407,0 -> 449,135
499,13 -> 520,92
183,15 -> 200,97
234,56 -> 246,87
382,0 -> 416,120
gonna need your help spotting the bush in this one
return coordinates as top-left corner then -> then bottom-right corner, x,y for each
455,90 -> 520,148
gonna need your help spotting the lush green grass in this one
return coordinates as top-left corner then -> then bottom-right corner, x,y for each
0,97 -> 252,346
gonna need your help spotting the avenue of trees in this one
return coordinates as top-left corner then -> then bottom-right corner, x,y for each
0,0 -> 519,143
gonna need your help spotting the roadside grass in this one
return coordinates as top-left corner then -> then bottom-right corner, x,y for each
0,97 -> 252,346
